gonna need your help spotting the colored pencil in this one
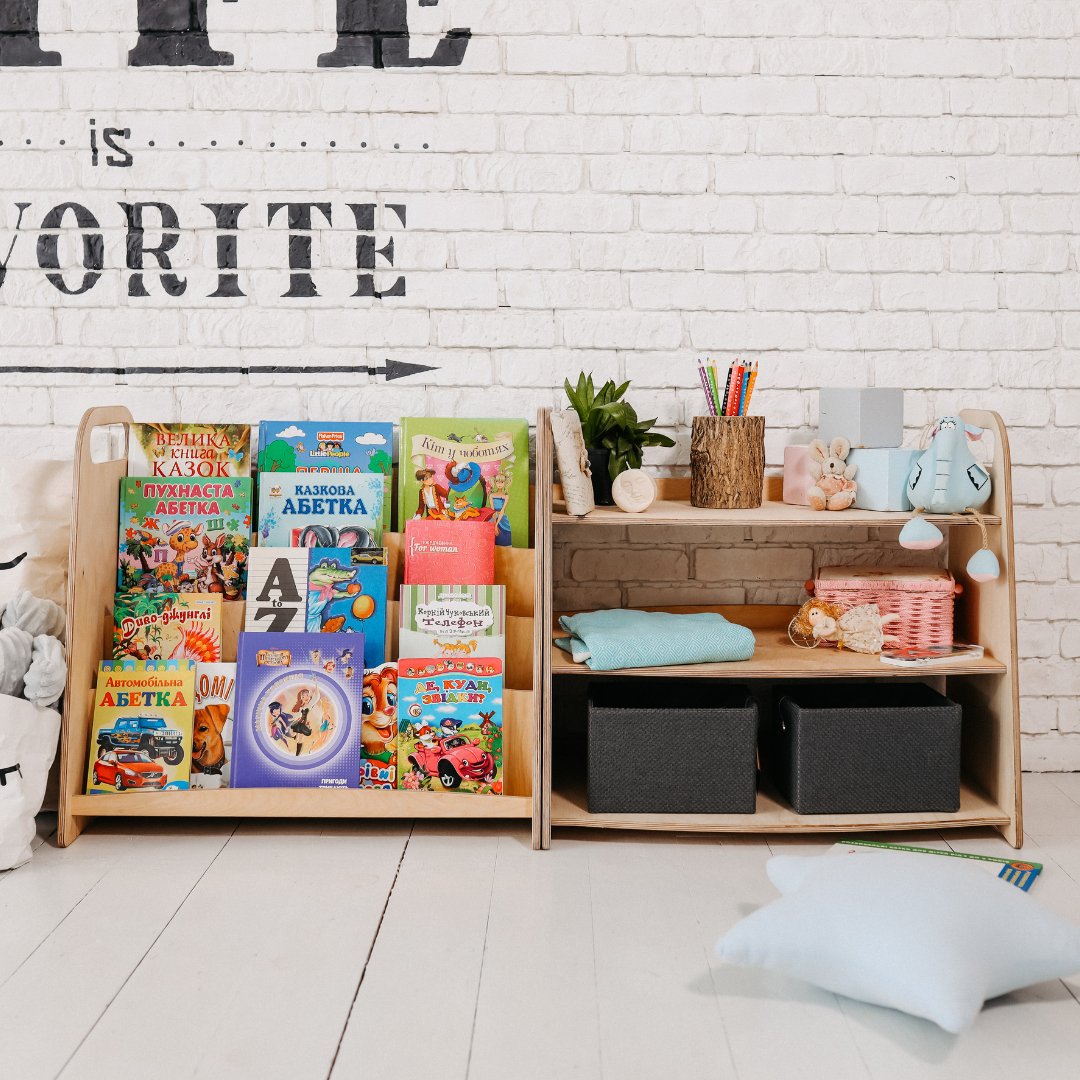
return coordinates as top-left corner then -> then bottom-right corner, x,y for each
720,363 -> 734,417
705,363 -> 720,415
698,364 -> 716,416
726,360 -> 745,416
744,360 -> 759,414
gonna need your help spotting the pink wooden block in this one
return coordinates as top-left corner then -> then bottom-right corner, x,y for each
783,444 -> 813,506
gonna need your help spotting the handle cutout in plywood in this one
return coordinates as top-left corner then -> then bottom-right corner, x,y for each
89,423 -> 127,466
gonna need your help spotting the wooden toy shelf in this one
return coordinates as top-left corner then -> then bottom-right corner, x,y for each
58,407 -> 547,849
537,408 -> 1023,849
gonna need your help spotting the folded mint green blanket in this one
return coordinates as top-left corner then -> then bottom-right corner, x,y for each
555,609 -> 756,671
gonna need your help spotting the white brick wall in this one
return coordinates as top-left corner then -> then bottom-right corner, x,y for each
1,1 -> 1077,766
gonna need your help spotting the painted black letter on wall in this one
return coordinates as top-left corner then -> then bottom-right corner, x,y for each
129,0 -> 233,67
0,1 -> 61,66
319,0 -> 469,68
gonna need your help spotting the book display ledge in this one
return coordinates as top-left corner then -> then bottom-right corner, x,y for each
58,407 -> 546,849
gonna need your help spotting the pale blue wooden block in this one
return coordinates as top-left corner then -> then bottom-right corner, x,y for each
849,447 -> 922,511
819,387 -> 904,448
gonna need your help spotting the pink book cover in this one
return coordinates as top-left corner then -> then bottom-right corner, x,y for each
403,519 -> 496,586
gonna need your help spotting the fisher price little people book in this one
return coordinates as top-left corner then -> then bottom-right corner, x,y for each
231,632 -> 365,789
396,657 -> 504,795
86,659 -> 196,794
398,418 -> 529,548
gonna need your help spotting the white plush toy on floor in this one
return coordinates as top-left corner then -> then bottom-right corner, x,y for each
0,589 -> 67,706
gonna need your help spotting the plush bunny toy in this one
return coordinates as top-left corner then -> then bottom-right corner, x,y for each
806,437 -> 858,512
0,589 -> 67,707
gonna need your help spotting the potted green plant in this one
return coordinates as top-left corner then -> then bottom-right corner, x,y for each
563,373 -> 676,505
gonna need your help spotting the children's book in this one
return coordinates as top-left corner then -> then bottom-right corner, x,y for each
128,423 -> 250,479
403,518 -> 496,585
397,657 -> 504,795
118,477 -> 252,599
113,591 -> 222,663
360,662 -> 398,789
399,585 -> 506,664
86,659 -> 196,794
880,644 -> 985,668
831,839 -> 1043,892
192,662 -> 236,789
231,632 -> 365,789
257,473 -> 384,551
244,548 -> 309,633
257,421 -> 393,533
398,417 -> 529,548
306,549 -> 388,667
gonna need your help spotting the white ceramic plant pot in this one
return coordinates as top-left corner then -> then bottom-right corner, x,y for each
0,695 -> 62,870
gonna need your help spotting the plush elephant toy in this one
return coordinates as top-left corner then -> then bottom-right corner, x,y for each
0,590 -> 67,707
899,416 -> 1000,581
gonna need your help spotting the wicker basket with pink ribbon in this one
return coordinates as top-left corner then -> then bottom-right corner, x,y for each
807,566 -> 961,651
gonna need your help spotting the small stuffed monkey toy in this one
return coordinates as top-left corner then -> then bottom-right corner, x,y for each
807,437 -> 858,512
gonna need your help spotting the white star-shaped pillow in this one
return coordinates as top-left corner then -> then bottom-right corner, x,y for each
717,851 -> 1080,1032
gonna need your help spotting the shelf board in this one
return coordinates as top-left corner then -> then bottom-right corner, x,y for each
552,605 -> 1007,679
69,789 -> 533,820
553,477 -> 1001,529
551,779 -> 1010,834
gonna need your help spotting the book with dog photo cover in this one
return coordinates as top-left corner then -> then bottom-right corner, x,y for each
128,423 -> 251,479
231,632 -> 365,789
306,549 -> 388,667
256,473 -> 384,552
86,659 -> 196,794
244,548 -> 309,633
118,477 -> 252,600
398,584 -> 506,664
360,662 -> 397,789
398,417 -> 529,548
192,663 -> 236,789
256,421 -> 393,533
397,657 -> 504,795
113,591 -> 222,663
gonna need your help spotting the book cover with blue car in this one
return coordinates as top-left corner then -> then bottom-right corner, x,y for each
231,632 -> 365,789
257,473 -> 384,551
257,421 -> 393,532
86,659 -> 196,794
306,549 -> 388,667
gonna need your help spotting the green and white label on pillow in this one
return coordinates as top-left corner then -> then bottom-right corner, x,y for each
832,839 -> 1043,892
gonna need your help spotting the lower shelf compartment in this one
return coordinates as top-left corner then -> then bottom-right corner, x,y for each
69,789 -> 533,820
550,779 -> 1010,834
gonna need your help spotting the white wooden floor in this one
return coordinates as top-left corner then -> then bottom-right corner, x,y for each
3,774 -> 1080,1080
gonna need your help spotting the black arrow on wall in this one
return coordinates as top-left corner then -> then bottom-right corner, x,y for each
3,359 -> 438,381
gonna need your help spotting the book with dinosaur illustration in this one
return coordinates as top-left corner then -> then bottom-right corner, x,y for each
231,632 -> 365,789
192,662 -> 236,789
113,591 -> 222,663
128,423 -> 250,479
256,473 -> 384,552
398,584 -> 506,664
398,417 -> 529,549
256,421 -> 393,532
118,477 -> 252,599
86,659 -> 196,794
244,548 -> 309,633
305,549 -> 388,667
396,656 -> 504,795
359,661 -> 397,789
403,518 -> 496,585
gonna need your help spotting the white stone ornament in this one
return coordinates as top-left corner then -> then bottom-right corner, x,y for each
550,410 -> 595,518
611,469 -> 657,514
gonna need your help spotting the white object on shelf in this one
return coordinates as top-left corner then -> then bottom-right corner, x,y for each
819,387 -> 904,449
611,469 -> 657,514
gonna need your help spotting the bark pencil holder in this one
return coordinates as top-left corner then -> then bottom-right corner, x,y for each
690,415 -> 766,510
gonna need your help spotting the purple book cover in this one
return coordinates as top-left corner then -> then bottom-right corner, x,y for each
232,632 -> 364,788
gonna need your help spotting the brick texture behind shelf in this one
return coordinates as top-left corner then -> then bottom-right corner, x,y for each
1,1 -> 1077,768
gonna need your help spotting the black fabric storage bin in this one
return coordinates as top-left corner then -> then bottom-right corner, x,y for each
769,683 -> 961,815
587,682 -> 758,814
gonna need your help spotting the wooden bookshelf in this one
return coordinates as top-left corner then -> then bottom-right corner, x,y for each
58,407 -> 547,848
538,408 -> 1023,849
